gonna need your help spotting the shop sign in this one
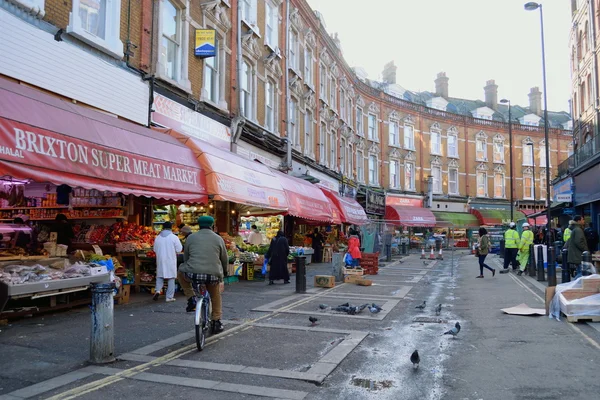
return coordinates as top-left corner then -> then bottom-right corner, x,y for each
237,145 -> 281,169
366,190 -> 386,215
556,194 -> 572,202
563,208 -> 575,215
553,177 -> 573,202
152,94 -> 231,150
194,29 -> 216,58
0,119 -> 205,192
469,202 -> 510,211
386,195 -> 423,208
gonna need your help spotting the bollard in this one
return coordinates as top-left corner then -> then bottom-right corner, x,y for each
536,246 -> 545,282
582,251 -> 592,278
90,283 -> 116,364
331,252 -> 343,282
528,244 -> 536,277
562,249 -> 571,283
295,256 -> 306,293
547,246 -> 557,287
401,242 -> 407,255
385,245 -> 392,262
554,241 -> 563,265
499,239 -> 505,259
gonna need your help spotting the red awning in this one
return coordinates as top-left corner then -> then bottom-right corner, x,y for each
385,205 -> 436,227
272,171 -> 333,222
0,77 -> 207,203
319,187 -> 369,225
167,131 -> 288,211
470,209 -> 526,226
520,209 -> 548,226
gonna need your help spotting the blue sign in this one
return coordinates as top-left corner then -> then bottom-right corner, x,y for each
195,30 -> 216,58
563,208 -> 575,215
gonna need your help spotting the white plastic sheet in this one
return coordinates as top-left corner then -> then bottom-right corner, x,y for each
549,274 -> 600,321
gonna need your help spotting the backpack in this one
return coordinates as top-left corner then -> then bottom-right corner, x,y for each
585,228 -> 598,244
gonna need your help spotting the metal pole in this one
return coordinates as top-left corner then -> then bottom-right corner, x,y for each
536,245 -> 546,282
90,283 -> 115,364
295,256 -> 306,293
539,4 -> 552,246
562,248 -> 570,283
547,245 -> 556,286
508,103 -> 514,222
528,244 -> 536,277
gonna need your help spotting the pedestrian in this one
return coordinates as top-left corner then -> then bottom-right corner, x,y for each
584,223 -> 599,252
517,223 -> 534,276
178,215 -> 228,334
179,225 -> 193,239
153,221 -> 182,302
476,227 -> 495,278
347,228 -> 362,268
563,220 -> 575,245
306,227 -> 324,263
567,215 -> 589,279
52,213 -> 74,250
500,222 -> 520,273
247,224 -> 263,246
265,230 -> 290,285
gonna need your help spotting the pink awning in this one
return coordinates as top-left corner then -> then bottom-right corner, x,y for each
272,171 -> 333,222
520,209 -> 548,226
385,205 -> 436,227
319,187 -> 369,225
0,77 -> 208,203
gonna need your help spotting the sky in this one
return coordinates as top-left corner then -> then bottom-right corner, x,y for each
305,0 -> 572,112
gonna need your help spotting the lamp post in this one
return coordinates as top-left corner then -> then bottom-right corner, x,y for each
500,99 -> 514,222
525,1 -> 552,244
527,142 -> 537,224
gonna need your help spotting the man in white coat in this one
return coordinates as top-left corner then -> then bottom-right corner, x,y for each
153,221 -> 182,302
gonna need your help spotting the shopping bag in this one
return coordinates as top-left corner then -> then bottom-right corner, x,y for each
262,257 -> 269,275
344,252 -> 353,266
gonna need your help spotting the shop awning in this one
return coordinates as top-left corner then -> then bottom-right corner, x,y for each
432,211 -> 479,228
520,209 -> 548,226
385,205 -> 436,227
168,132 -> 288,211
470,209 -> 526,226
0,77 -> 207,203
272,171 -> 333,222
320,187 -> 369,225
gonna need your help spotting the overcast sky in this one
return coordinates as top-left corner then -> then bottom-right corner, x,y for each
306,0 -> 572,112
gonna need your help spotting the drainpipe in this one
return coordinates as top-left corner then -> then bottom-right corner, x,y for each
231,0 -> 245,153
285,0 -> 292,169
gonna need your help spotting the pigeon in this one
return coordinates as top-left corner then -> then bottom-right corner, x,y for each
369,306 -> 381,314
318,304 -> 329,310
309,316 -> 318,326
410,350 -> 420,369
423,261 -> 429,266
415,301 -> 427,310
371,303 -> 383,312
443,322 -> 461,338
434,304 -> 442,316
332,306 -> 351,313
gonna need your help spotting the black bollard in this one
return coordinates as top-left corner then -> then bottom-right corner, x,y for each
582,251 -> 592,277
554,241 -> 562,265
528,244 -> 536,277
499,239 -> 505,259
562,249 -> 570,283
401,242 -> 407,255
547,246 -> 557,287
536,245 -> 546,282
295,256 -> 306,293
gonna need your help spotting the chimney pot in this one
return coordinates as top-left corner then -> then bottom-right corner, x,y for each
484,79 -> 498,110
382,61 -> 397,85
528,87 -> 543,116
434,72 -> 449,98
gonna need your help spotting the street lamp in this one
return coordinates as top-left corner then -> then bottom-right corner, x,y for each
525,1 -> 552,244
500,98 -> 514,222
527,142 -> 537,224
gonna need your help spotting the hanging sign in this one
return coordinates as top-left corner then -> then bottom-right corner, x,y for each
195,29 -> 216,58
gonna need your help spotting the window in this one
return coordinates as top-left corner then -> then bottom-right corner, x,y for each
347,145 -> 353,177
494,173 -> 505,198
448,168 -> 458,194
340,138 -> 346,174
68,0 -> 123,58
390,160 -> 400,188
241,61 -> 253,118
356,108 -> 364,136
290,30 -> 299,71
523,144 -> 533,166
240,0 -> 258,27
389,121 -> 399,146
493,141 -> 504,163
405,162 -> 415,190
368,155 -> 378,185
304,111 -> 313,156
368,114 -> 377,140
289,99 -> 298,146
357,151 -> 364,183
477,172 -> 487,197
404,125 -> 414,150
346,98 -> 352,124
540,173 -> 548,200
203,44 -> 219,103
319,64 -> 327,100
430,131 -> 441,154
265,80 -> 275,132
476,138 -> 487,160
539,144 -> 547,167
524,174 -> 534,199
304,48 -> 313,87
319,123 -> 326,164
329,131 -> 336,170
447,134 -> 458,158
330,79 -> 337,110
160,0 -> 181,81
432,165 -> 441,193
265,1 -> 278,48
340,89 -> 346,119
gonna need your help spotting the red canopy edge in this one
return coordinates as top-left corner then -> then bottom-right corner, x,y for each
319,187 -> 369,226
385,205 -> 436,227
271,170 -> 333,223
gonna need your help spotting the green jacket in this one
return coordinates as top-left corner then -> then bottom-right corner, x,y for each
567,225 -> 588,264
563,227 -> 572,243
504,229 -> 520,249
179,229 -> 228,279
478,235 -> 490,255
520,230 -> 534,252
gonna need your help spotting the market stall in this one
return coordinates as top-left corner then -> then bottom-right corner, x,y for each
469,208 -> 526,253
432,211 -> 480,248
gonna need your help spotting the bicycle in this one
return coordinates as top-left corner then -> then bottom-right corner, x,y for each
192,280 -> 211,351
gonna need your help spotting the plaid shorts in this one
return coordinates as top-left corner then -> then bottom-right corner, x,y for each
185,273 -> 220,284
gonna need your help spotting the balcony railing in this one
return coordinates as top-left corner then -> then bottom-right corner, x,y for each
574,133 -> 600,168
557,156 -> 574,179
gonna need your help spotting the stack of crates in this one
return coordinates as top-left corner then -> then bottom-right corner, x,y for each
361,252 -> 379,275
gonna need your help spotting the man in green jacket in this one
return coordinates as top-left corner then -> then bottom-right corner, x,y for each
567,215 -> 588,279
178,216 -> 228,334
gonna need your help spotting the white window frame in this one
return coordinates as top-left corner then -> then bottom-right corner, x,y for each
493,141 -> 505,163
540,173 -> 548,200
447,134 -> 458,158
329,130 -> 337,170
539,145 -> 548,167
347,145 -> 353,178
431,165 -> 442,193
330,78 -> 337,110
357,151 -> 364,183
405,161 -> 415,191
155,0 -> 191,91
368,113 -> 377,141
68,0 -> 124,59
240,0 -> 258,31
202,41 -> 220,105
304,47 -> 314,87
477,172 -> 488,197
368,155 -> 378,185
356,108 -> 364,136
289,98 -> 299,148
289,29 -> 299,72
319,63 -> 327,101
430,130 -> 441,155
340,138 -> 346,174
265,0 -> 279,50
494,173 -> 505,198
404,124 -> 415,150
523,173 -> 534,199
340,89 -> 346,120
319,123 -> 327,165
476,138 -> 487,161
241,60 -> 254,119
389,120 -> 400,147
390,160 -> 400,189
346,98 -> 352,125
448,167 -> 458,194
265,79 -> 276,132
304,111 -> 314,158
523,144 -> 534,166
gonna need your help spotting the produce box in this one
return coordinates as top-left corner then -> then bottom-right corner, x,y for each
582,277 -> 600,292
343,267 -> 363,276
356,279 -> 373,286
344,275 -> 362,284
314,275 -> 335,288
115,285 -> 130,305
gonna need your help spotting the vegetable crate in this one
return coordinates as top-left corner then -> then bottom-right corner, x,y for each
363,266 -> 379,275
343,267 -> 364,276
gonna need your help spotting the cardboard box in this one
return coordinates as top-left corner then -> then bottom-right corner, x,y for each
356,279 -> 373,286
582,278 -> 600,292
545,286 -> 556,316
314,275 -> 335,288
344,275 -> 362,284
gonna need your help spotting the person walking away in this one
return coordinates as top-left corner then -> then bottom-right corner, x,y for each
306,228 -> 324,263
247,225 -> 263,246
265,230 -> 290,285
153,222 -> 182,302
568,215 -> 589,279
347,229 -> 362,268
584,223 -> 599,253
517,223 -> 534,276
178,216 -> 228,334
500,222 -> 520,273
476,227 -> 495,278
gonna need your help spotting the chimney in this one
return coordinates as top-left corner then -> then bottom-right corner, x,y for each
434,72 -> 449,98
382,61 -> 397,84
484,79 -> 498,110
528,87 -> 542,116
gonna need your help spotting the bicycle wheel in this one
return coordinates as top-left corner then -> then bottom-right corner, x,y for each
195,299 -> 207,351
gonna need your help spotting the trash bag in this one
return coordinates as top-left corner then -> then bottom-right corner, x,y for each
262,257 -> 268,275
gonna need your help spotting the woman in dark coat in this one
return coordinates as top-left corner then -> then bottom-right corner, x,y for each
306,228 -> 324,263
265,230 -> 290,285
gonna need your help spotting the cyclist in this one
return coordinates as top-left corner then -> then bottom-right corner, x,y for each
178,215 -> 228,334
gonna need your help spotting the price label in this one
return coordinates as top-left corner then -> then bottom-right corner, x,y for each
92,245 -> 103,255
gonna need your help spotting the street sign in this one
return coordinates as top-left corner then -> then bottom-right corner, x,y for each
556,194 -> 572,202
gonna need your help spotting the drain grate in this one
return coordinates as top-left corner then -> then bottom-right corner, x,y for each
351,378 -> 394,391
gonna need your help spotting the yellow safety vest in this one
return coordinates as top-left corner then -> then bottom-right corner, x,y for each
504,229 -> 520,249
520,230 -> 534,251
563,228 -> 572,243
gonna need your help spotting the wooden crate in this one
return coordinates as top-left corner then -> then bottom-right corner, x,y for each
115,285 -> 131,305
363,266 -> 379,275
343,267 -> 364,276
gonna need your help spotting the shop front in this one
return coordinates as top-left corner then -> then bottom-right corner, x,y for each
574,164 -> 600,235
431,211 -> 479,248
384,195 -> 436,249
469,203 -> 526,252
